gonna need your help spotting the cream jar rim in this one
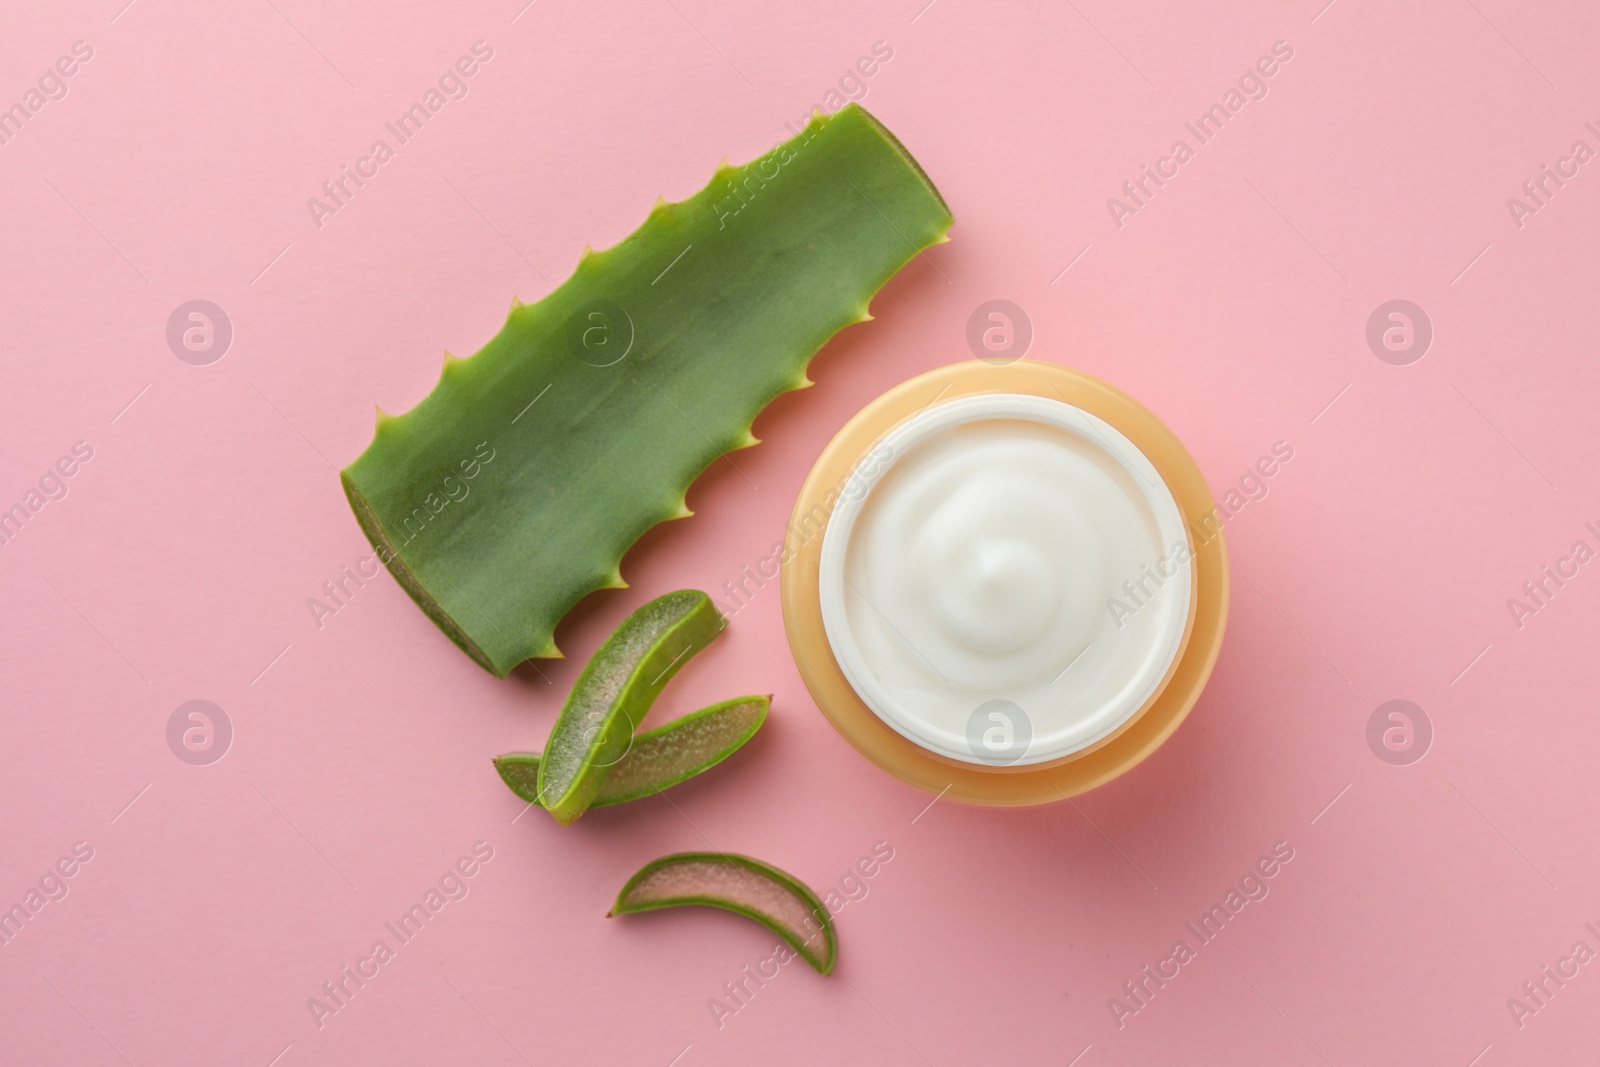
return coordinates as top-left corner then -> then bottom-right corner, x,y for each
816,392 -> 1193,766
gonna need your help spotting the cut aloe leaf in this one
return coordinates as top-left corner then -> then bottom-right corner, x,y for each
340,103 -> 952,676
610,852 -> 837,975
538,591 -> 724,825
495,694 -> 768,807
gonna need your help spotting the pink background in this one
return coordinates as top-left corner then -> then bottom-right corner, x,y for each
3,0 -> 1598,1063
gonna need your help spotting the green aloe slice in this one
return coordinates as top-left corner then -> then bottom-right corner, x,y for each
495,694 -> 767,808
340,103 -> 952,675
610,852 -> 837,975
538,591 -> 723,825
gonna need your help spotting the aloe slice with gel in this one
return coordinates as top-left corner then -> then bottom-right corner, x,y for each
537,591 -> 724,825
611,852 -> 837,974
496,695 -> 767,808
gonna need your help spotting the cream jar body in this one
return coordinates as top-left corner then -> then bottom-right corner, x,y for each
782,361 -> 1227,804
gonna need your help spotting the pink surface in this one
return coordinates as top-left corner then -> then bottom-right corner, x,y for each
2,0 -> 1597,1063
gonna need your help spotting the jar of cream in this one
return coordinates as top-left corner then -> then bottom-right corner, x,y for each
781,360 -> 1228,805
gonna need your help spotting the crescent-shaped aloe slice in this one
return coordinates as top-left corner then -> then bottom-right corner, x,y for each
539,590 -> 724,824
495,694 -> 767,807
340,102 -> 952,675
610,852 -> 837,975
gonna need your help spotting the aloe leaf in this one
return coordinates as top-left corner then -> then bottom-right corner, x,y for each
340,103 -> 952,675
610,852 -> 837,975
495,694 -> 768,808
538,591 -> 723,825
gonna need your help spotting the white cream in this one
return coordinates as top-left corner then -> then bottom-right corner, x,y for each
818,394 -> 1192,766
